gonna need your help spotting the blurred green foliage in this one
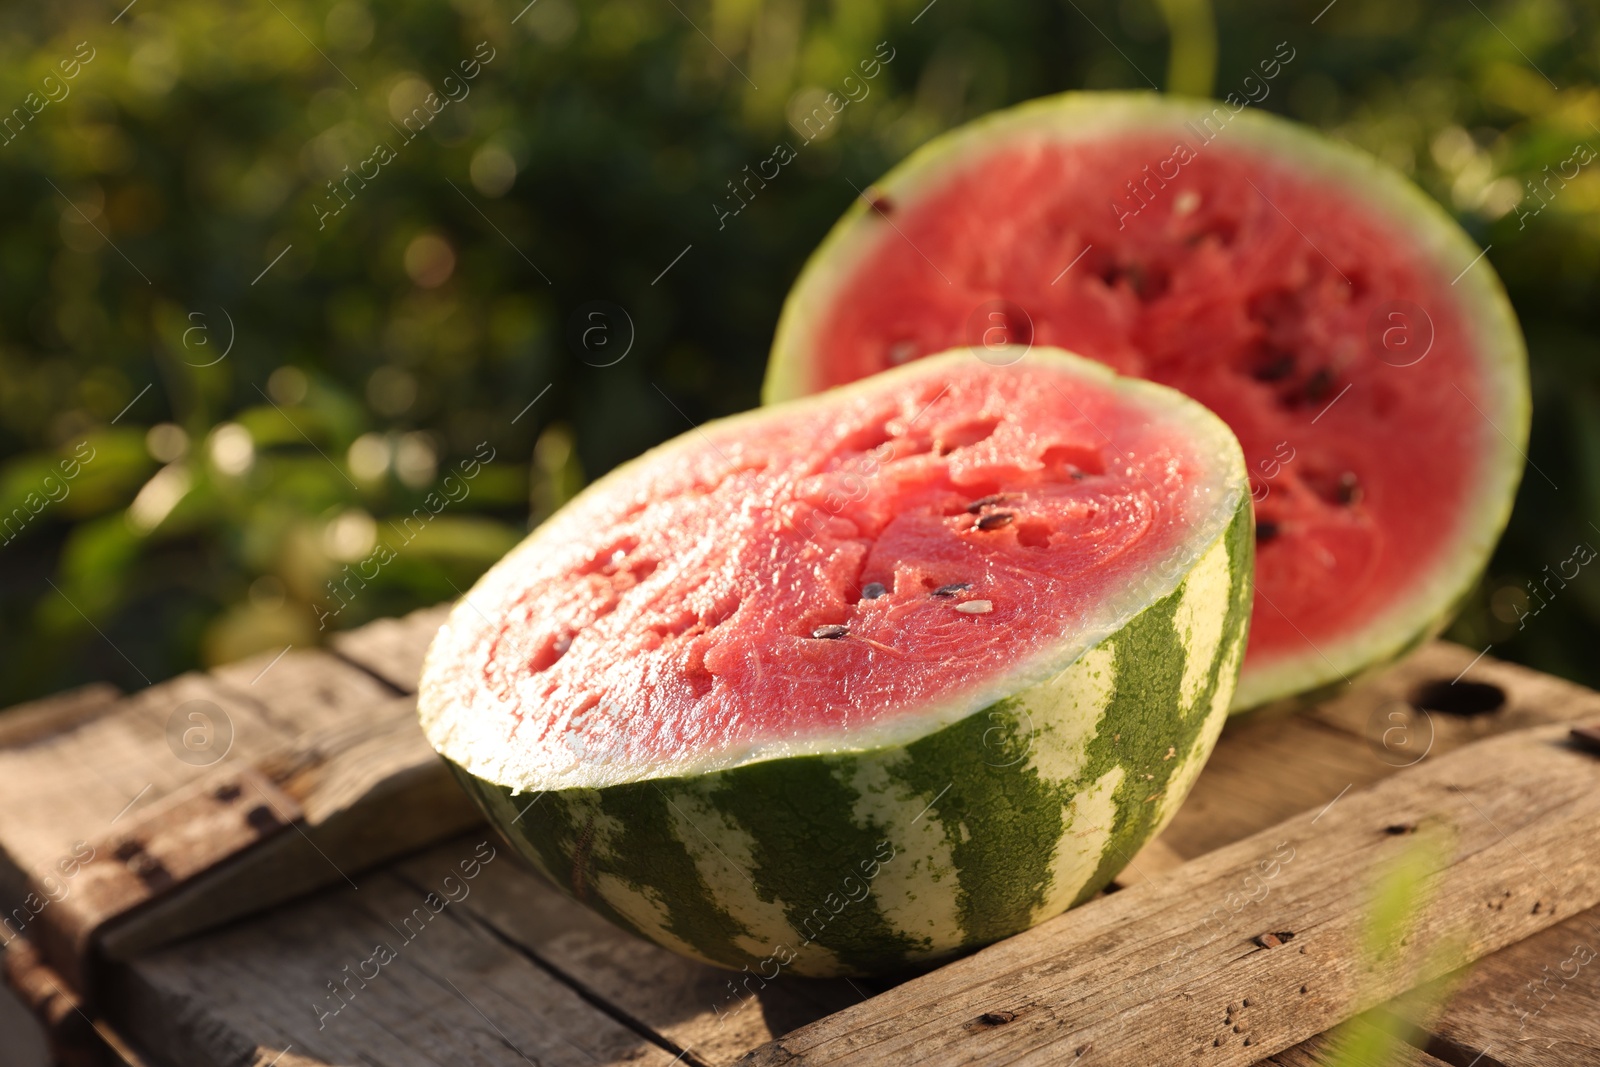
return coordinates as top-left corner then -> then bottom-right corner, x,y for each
0,0 -> 1595,705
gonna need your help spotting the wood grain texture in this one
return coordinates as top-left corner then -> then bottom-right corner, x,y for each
107,847 -> 688,1067
392,839 -> 863,1067
1386,906 -> 1600,1067
1173,643 -> 1600,1067
47,764 -> 303,990
1159,642 -> 1600,862
6,638 -> 1596,1066
1261,1015 -> 1454,1067
101,695 -> 482,962
330,603 -> 451,693
209,645 -> 397,734
1304,643 -> 1600,757
0,671 -> 288,918
0,683 -> 120,749
0,643 -> 477,983
736,725 -> 1600,1067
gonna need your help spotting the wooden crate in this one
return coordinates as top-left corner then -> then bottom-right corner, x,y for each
2,604 -> 1598,1067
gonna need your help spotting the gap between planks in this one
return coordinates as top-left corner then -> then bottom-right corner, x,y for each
389,866 -> 714,1067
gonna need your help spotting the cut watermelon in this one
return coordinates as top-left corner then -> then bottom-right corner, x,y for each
766,93 -> 1529,712
420,348 -> 1251,976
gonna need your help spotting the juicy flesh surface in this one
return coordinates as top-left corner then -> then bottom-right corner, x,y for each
439,361 -> 1218,777
809,135 -> 1487,667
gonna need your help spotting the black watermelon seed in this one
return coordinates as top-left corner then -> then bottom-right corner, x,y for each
933,583 -> 971,597
861,582 -> 888,600
1304,367 -> 1335,402
811,624 -> 849,640
965,494 -> 1006,514
976,512 -> 1015,531
866,190 -> 893,216
1256,521 -> 1280,543
1337,472 -> 1361,506
1252,353 -> 1296,382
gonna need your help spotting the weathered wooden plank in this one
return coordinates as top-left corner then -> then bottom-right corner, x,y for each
99,700 -> 481,962
209,646 -> 398,736
0,647 -> 476,984
0,647 -> 400,902
0,672 -> 288,914
1158,642 -> 1600,862
1141,642 -> 1600,1065
1114,835 -> 1189,888
737,724 -> 1600,1066
6,638 -> 1587,1066
106,842 -> 687,1067
1168,644 -> 1600,1066
1304,642 -> 1600,757
0,683 -> 121,749
392,840 -> 863,1067
329,604 -> 452,694
40,763 -> 303,991
1261,1015 -> 1454,1066
1384,903 -> 1600,1066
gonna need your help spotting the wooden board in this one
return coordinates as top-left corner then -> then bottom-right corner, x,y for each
0,683 -> 121,749
1160,641 -> 1600,861
8,617 -> 1600,1067
1386,907 -> 1600,1067
107,851 -> 687,1067
390,839 -> 865,1067
0,639 -> 479,985
87,711 -> 1600,1067
0,670 -> 288,912
330,604 -> 452,694
1176,644 -> 1600,1067
1264,1016 -> 1455,1067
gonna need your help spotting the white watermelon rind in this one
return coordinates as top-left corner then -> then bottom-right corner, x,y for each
763,91 -> 1530,714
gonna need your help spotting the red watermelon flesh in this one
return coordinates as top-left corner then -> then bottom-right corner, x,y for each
769,98 -> 1529,709
421,351 -> 1245,786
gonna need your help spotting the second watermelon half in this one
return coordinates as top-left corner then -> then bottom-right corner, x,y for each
767,92 -> 1529,712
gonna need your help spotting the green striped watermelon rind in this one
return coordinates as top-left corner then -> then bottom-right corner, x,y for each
762,91 -> 1530,715
436,463 -> 1254,977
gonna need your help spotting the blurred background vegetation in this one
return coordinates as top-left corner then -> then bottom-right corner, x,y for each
0,0 -> 1593,706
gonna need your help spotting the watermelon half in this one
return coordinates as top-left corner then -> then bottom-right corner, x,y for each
766,93 -> 1529,712
420,348 -> 1251,976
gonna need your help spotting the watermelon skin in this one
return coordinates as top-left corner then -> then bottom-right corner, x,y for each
442,498 -> 1251,978
763,92 -> 1530,715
